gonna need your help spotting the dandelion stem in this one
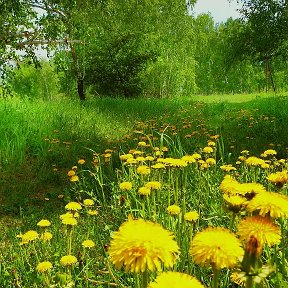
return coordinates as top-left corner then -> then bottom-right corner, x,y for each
212,266 -> 220,288
141,270 -> 149,288
229,213 -> 236,231
245,276 -> 254,288
280,219 -> 286,277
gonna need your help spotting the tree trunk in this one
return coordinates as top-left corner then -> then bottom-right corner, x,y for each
264,57 -> 269,93
70,41 -> 85,100
268,58 -> 276,92
77,78 -> 85,101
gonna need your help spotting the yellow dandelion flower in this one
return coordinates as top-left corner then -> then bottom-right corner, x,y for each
82,239 -> 95,248
263,149 -> 277,157
220,176 -> 265,199
137,165 -> 151,175
70,175 -> 79,182
162,146 -> 169,152
208,141 -> 216,147
261,163 -> 270,169
125,158 -> 137,165
245,157 -> 265,166
145,156 -> 155,161
108,218 -> 179,273
210,134 -> 220,140
241,150 -> 249,155
65,202 -> 82,211
145,181 -> 161,190
245,191 -> 288,218
119,182 -> 133,191
67,170 -> 76,177
190,227 -> 244,270
151,163 -> 165,169
192,153 -> 202,160
167,205 -> 181,215
37,219 -> 51,227
36,261 -> 53,273
83,199 -> 94,206
119,154 -> 133,161
88,209 -> 98,216
219,175 -> 240,195
60,255 -> 78,266
138,141 -> 147,147
237,183 -> 266,198
61,217 -> 77,226
237,216 -> 281,247
200,163 -> 209,170
267,170 -> 288,186
18,230 -> 39,245
211,134 -> 220,140
181,155 -> 197,163
40,232 -> 53,241
238,156 -> 246,162
60,212 -> 77,220
163,158 -> 187,168
148,271 -> 205,288
223,194 -> 246,213
206,158 -> 216,165
138,187 -> 151,196
184,211 -> 199,222
136,156 -> 145,162
203,146 -> 213,153
78,159 -> 85,165
103,153 -> 111,159
220,164 -> 237,172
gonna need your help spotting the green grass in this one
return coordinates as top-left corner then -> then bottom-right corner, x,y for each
0,93 -> 287,287
191,91 -> 285,103
0,94 -> 287,218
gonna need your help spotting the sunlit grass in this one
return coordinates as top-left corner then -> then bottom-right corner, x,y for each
1,132 -> 287,287
0,95 -> 287,217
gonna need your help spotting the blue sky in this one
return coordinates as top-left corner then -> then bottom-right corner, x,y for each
193,0 -> 241,23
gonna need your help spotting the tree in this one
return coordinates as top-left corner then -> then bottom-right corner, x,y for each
231,0 -> 288,91
1,0 -> 198,99
0,1 -> 38,65
0,0 -> 91,100
64,0 -> 197,98
0,0 -> 40,97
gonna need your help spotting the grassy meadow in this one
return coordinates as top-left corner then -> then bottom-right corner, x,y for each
0,93 -> 288,287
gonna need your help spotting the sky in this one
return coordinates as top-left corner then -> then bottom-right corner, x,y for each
192,0 -> 241,23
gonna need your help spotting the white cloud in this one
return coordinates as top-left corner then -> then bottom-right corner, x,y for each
193,0 -> 241,23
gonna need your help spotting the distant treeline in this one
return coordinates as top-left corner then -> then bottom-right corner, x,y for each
2,0 -> 288,99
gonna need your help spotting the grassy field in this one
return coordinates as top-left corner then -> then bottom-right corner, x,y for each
0,93 -> 287,287
0,93 -> 287,215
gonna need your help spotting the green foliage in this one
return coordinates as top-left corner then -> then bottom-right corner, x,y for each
0,0 -> 37,65
9,61 -> 60,100
237,0 -> 288,58
229,0 -> 288,91
85,32 -> 157,97
52,0 -> 197,98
